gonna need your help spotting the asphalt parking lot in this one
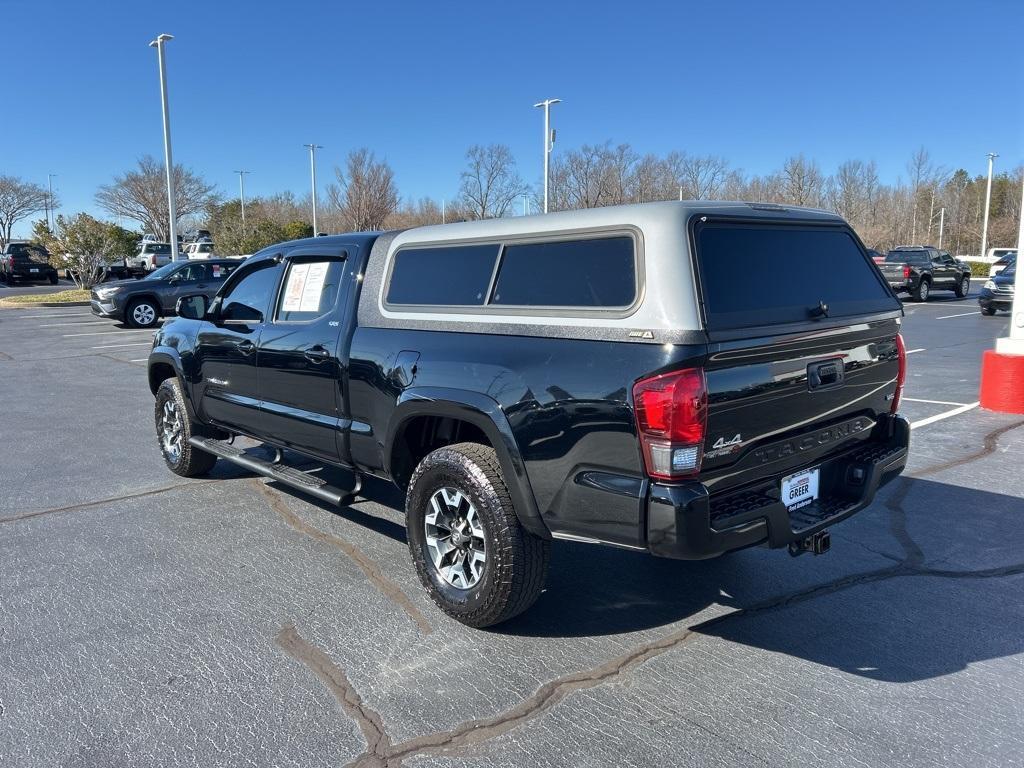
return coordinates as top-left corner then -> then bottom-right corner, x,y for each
1,287 -> 1022,767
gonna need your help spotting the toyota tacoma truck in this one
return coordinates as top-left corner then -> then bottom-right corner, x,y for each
147,201 -> 910,627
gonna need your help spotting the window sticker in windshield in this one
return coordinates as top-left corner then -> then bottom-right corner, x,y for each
211,265 -> 221,278
282,262 -> 329,313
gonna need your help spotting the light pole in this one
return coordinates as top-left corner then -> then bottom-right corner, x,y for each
522,194 -> 529,216
938,207 -> 945,250
304,143 -> 323,234
149,33 -> 180,261
46,174 -> 57,231
533,98 -> 561,213
234,170 -> 250,236
980,152 -> 998,261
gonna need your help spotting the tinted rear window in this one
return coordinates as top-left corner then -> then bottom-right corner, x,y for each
491,236 -> 635,307
885,251 -> 928,263
695,223 -> 898,330
386,244 -> 499,306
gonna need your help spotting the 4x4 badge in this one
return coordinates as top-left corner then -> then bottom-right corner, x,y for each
712,434 -> 742,450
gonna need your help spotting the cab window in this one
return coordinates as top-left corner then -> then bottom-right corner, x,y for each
275,260 -> 345,322
219,262 -> 282,323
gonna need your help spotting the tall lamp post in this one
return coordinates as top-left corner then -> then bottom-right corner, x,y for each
149,33 -> 180,261
46,174 -> 57,231
304,143 -> 323,234
980,152 -> 998,262
533,98 -> 560,213
234,170 -> 250,236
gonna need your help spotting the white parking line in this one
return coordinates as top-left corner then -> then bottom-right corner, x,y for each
910,401 -> 979,429
905,348 -> 925,354
91,341 -> 153,349
934,311 -> 979,320
130,358 -> 148,362
63,330 -> 154,338
7,312 -> 95,319
37,321 -> 111,328
903,397 -> 971,407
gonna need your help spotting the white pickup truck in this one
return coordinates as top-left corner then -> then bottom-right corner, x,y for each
127,242 -> 173,272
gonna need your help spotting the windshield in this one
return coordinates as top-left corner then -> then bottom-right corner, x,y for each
142,243 -> 172,255
148,263 -> 180,280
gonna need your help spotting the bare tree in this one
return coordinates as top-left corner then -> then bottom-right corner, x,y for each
828,159 -> 879,229
668,152 -> 730,200
459,144 -> 526,219
0,176 -> 50,248
551,144 -> 612,210
782,154 -> 824,206
95,156 -> 217,240
326,149 -> 399,231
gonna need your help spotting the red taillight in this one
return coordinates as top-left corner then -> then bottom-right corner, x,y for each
891,333 -> 907,414
902,265 -> 911,279
633,368 -> 708,481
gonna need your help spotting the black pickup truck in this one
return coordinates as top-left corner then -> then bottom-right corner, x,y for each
147,201 -> 910,627
879,246 -> 972,301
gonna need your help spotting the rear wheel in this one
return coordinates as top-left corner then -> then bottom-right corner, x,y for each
406,442 -> 549,628
48,272 -> 58,285
128,298 -> 160,328
154,378 -> 217,477
912,278 -> 930,302
954,275 -> 970,298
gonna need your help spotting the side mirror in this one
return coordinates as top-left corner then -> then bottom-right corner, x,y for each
176,293 -> 209,320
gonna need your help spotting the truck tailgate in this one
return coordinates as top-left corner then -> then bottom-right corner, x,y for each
700,320 -> 900,495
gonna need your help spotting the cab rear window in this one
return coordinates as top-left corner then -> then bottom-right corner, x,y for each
694,223 -> 899,331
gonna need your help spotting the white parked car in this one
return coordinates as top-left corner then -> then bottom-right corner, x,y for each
982,247 -> 1017,264
185,242 -> 216,259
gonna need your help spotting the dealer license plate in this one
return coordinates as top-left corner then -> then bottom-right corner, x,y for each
781,467 -> 819,511
30,268 -> 39,273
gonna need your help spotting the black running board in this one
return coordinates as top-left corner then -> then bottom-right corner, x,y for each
190,437 -> 360,506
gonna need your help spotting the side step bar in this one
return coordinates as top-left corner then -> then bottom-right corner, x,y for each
190,437 -> 361,506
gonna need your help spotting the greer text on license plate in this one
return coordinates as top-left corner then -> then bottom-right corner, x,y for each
782,467 -> 819,511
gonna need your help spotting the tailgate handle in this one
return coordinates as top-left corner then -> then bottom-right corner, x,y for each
808,360 -> 844,391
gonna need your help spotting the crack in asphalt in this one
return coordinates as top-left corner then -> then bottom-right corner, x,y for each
0,480 -> 218,525
277,621 -> 701,768
909,419 -> 1024,478
254,480 -> 433,636
276,420 -> 1024,767
0,350 -> 12,360
277,624 -> 392,761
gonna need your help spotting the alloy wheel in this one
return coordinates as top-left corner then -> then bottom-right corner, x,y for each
133,303 -> 156,326
424,487 -> 487,589
160,399 -> 183,462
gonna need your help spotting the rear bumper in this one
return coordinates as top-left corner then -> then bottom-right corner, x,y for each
6,266 -> 57,281
646,415 -> 910,560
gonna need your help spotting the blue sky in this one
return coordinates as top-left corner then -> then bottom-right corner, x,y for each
4,0 -> 1022,236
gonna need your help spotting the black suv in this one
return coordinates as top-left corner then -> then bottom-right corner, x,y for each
147,202 -> 909,627
880,246 -> 971,301
0,242 -> 59,285
92,259 -> 241,327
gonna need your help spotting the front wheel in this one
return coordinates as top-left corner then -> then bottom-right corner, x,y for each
955,275 -> 971,298
980,305 -> 997,316
128,298 -> 160,328
406,442 -> 550,628
154,378 -> 217,477
49,272 -> 58,285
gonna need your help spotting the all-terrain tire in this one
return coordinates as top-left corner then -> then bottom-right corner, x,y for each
406,442 -> 550,628
155,377 -> 217,477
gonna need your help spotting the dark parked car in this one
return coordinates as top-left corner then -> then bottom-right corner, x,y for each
979,265 -> 1016,316
866,248 -> 885,265
91,259 -> 241,328
879,246 -> 971,301
147,201 -> 909,627
0,243 -> 59,285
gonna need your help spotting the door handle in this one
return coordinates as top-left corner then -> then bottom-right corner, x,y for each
303,345 -> 331,363
235,340 -> 255,355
